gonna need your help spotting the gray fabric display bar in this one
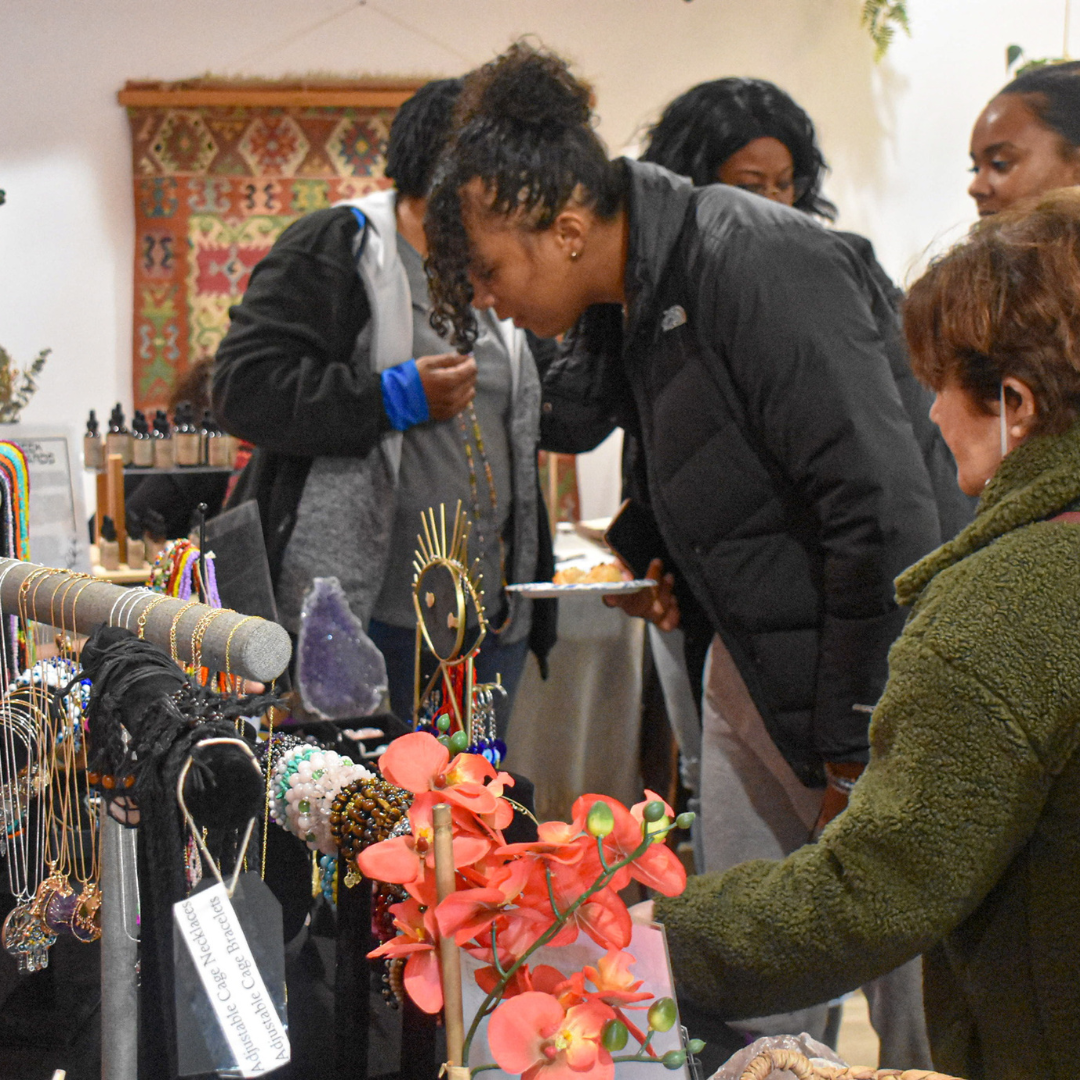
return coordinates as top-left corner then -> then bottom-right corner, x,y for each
0,557 -> 292,682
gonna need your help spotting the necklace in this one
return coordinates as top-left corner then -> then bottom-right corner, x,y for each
457,404 -> 509,632
1,566 -> 55,972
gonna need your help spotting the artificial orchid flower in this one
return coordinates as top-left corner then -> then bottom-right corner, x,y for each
378,731 -> 508,816
366,898 -> 443,1013
497,818 -> 590,866
563,949 -> 653,1008
525,861 -> 633,952
570,793 -> 687,897
435,858 -> 536,945
488,992 -> 616,1080
462,906 -> 553,971
355,793 -> 490,886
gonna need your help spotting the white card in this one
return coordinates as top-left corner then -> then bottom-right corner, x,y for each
174,882 -> 291,1076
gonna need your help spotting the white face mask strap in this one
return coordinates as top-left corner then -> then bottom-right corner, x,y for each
1000,382 -> 1009,459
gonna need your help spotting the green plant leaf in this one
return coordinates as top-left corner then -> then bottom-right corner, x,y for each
1007,44 -> 1024,70
861,0 -> 910,59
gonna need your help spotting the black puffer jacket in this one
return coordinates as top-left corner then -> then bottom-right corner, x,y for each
545,161 -> 942,785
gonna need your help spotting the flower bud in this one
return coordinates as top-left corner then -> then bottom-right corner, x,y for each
643,813 -> 671,844
648,997 -> 677,1032
601,1018 -> 628,1052
663,1050 -> 687,1070
436,715 -> 451,733
437,735 -> 450,748
675,812 -> 695,830
448,729 -> 469,755
586,800 -> 615,838
642,800 -> 667,822
688,1039 -> 706,1054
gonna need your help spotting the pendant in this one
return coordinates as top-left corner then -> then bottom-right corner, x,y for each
70,882 -> 102,943
43,874 -> 77,935
2,897 -> 55,974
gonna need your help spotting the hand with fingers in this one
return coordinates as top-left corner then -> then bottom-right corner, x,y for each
603,557 -> 680,631
417,352 -> 477,420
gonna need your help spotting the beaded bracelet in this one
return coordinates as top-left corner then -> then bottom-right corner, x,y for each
329,777 -> 412,870
282,749 -> 372,854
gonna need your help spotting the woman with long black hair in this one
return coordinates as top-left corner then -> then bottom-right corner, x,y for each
425,41 -> 942,1055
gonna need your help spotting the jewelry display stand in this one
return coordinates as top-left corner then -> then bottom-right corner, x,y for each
0,556 -> 292,1080
0,557 -> 290,681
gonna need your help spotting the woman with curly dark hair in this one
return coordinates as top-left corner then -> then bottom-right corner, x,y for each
425,41 -> 943,1057
640,77 -> 837,219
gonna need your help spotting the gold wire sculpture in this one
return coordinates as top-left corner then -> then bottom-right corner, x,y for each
411,502 -> 488,743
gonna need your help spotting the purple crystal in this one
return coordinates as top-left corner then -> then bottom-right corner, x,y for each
297,577 -> 388,720
45,888 -> 78,935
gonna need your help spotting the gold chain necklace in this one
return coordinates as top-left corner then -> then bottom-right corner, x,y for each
457,403 -> 509,633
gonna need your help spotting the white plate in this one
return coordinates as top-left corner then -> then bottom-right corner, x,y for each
504,579 -> 655,599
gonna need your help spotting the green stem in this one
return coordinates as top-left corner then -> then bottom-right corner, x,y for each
460,830 -> 655,1061
615,1008 -> 657,1057
469,1064 -> 503,1074
490,921 -> 505,978
545,866 -> 562,919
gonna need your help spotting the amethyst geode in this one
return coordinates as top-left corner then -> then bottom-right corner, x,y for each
296,577 -> 388,720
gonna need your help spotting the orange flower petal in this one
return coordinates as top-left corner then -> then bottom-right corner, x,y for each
379,731 -> 449,794
488,992 -> 565,1075
435,887 -> 506,944
404,948 -> 444,1014
355,835 -> 424,884
627,843 -> 687,896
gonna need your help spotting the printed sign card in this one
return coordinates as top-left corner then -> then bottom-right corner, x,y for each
174,872 -> 290,1077
1,424 -> 89,573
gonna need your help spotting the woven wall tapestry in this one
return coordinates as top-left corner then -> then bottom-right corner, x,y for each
120,80 -> 421,412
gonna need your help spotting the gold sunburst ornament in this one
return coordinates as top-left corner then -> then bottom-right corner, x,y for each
411,502 -> 488,742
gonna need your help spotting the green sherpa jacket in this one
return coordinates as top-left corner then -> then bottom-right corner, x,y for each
655,418 -> 1080,1080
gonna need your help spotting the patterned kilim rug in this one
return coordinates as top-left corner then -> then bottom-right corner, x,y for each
123,83 -> 416,411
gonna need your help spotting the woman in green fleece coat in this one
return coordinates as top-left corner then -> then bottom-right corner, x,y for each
652,188 -> 1080,1080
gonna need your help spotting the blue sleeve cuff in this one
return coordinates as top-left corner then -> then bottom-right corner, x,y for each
381,358 -> 430,431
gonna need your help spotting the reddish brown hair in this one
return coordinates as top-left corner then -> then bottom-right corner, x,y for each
905,187 -> 1080,435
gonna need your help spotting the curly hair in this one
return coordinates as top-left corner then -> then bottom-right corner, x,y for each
904,187 -> 1080,435
384,78 -> 464,199
1000,60 -> 1080,154
424,41 -> 623,350
640,78 -> 837,221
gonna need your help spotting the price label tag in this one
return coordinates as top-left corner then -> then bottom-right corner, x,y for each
174,882 -> 290,1076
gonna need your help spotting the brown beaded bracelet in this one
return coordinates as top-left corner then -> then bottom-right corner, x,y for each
330,777 -> 412,869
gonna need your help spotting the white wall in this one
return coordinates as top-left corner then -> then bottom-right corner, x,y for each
1,0 -> 1074,450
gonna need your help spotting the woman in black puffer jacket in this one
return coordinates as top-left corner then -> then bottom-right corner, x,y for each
423,41 -> 942,1051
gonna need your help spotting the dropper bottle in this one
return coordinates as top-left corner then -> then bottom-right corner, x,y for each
83,410 -> 104,470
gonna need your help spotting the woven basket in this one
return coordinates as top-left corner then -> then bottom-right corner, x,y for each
737,1047 -> 964,1080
